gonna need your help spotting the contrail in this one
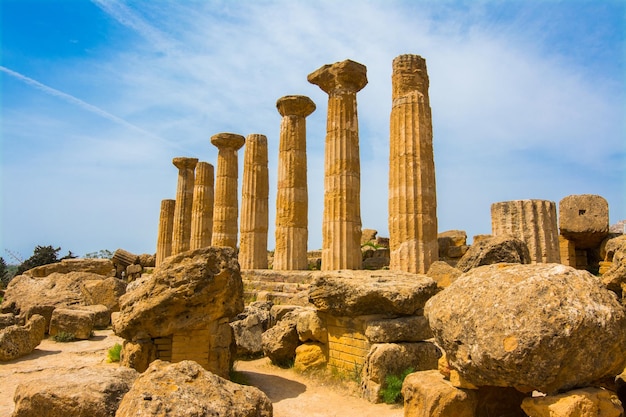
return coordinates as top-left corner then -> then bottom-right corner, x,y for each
0,65 -> 170,144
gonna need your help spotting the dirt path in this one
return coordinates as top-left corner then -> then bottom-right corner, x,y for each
0,330 -> 403,417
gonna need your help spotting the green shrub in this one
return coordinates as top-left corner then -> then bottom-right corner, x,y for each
107,343 -> 122,362
53,332 -> 76,343
380,367 -> 414,404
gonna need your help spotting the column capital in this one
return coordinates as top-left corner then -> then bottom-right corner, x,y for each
308,59 -> 367,95
172,157 -> 199,170
211,133 -> 245,150
276,95 -> 316,117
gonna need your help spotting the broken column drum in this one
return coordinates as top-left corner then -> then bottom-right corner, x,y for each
491,199 -> 561,263
239,134 -> 269,269
274,95 -> 316,270
211,133 -> 245,249
171,157 -> 199,256
190,162 -> 215,251
308,59 -> 367,271
388,54 -> 438,274
156,199 -> 176,266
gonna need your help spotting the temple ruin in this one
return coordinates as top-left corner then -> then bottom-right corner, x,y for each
190,161 -> 215,251
170,157 -> 198,256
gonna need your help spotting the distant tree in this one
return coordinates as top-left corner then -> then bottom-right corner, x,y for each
0,257 -> 9,288
85,249 -> 114,259
15,245 -> 74,275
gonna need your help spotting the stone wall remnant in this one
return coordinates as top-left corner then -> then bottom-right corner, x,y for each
559,194 -> 609,249
189,162 -> 214,251
171,157 -> 198,256
308,59 -> 367,270
155,199 -> 175,267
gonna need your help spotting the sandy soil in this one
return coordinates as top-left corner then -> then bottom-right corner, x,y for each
1,329 -> 403,417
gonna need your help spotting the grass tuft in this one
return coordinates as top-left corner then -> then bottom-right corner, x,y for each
107,343 -> 122,362
53,332 -> 76,343
380,367 -> 414,404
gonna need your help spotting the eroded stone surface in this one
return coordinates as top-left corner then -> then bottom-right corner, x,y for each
402,370 -> 478,417
521,387 -> 623,417
455,234 -> 531,272
0,314 -> 45,361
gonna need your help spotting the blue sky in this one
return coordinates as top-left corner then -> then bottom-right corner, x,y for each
1,0 -> 624,260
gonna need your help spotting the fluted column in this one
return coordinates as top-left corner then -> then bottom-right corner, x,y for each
211,133 -> 245,248
190,162 -> 215,250
388,54 -> 438,274
491,199 -> 561,263
171,157 -> 198,256
155,199 -> 176,266
274,95 -> 316,270
308,59 -> 367,270
239,134 -> 269,269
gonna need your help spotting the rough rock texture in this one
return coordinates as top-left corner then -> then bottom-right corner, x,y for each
113,247 -> 244,340
49,308 -> 95,340
426,261 -> 462,288
402,370 -> 478,417
80,277 -> 127,312
115,360 -> 272,417
294,342 -> 327,372
24,258 -> 114,278
601,235 -> 626,297
230,301 -> 272,356
0,314 -> 46,361
425,263 -> 626,394
261,312 -> 299,366
11,366 -> 138,417
455,235 -> 531,272
120,339 -> 157,373
361,342 -> 441,403
296,308 -> 328,343
77,304 -> 110,328
559,194 -> 610,249
0,313 -> 16,330
308,270 -> 438,317
364,316 -> 432,343
521,387 -> 623,417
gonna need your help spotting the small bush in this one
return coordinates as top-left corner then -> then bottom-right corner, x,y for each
380,367 -> 414,404
107,343 -> 122,362
53,332 -> 76,343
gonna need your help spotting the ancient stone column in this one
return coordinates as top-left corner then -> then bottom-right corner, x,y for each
274,95 -> 316,270
388,54 -> 438,274
491,199 -> 561,263
308,59 -> 367,271
211,133 -> 245,248
171,157 -> 199,256
239,134 -> 269,269
190,162 -> 215,251
156,199 -> 176,266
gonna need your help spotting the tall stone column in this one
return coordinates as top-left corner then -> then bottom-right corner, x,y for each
171,157 -> 198,256
155,199 -> 175,266
491,199 -> 561,263
211,133 -> 245,248
308,59 -> 367,271
239,134 -> 269,269
190,162 -> 215,250
388,54 -> 438,274
274,95 -> 316,270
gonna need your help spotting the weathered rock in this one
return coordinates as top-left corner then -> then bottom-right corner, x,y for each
364,315 -> 432,343
24,258 -> 114,278
425,263 -> 626,393
559,194 -> 610,249
12,366 -> 138,417
308,270 -> 438,317
601,235 -> 626,296
294,342 -> 327,372
230,301 -> 272,356
0,314 -> 45,361
296,308 -> 327,343
80,277 -> 127,312
115,360 -> 272,417
49,308 -> 95,340
426,261 -> 462,288
111,249 -> 139,269
455,235 -> 531,272
521,387 -> 623,417
113,247 -> 243,340
120,339 -> 157,373
0,313 -> 16,330
270,304 -> 302,326
476,386 -> 528,417
138,253 -> 155,268
125,264 -> 143,281
361,342 -> 441,403
402,370 -> 478,417
77,304 -> 110,328
261,312 -> 299,366
616,368 -> 626,407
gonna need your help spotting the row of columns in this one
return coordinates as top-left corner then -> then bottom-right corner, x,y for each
156,54 -> 439,274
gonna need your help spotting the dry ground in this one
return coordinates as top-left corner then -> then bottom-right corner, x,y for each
0,329 -> 403,417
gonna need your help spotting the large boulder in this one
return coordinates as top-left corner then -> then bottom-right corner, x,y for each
425,263 -> 626,394
455,235 -> 531,272
49,308 -> 95,340
24,258 -> 114,278
115,360 -> 272,417
113,247 -> 244,340
601,235 -> 626,296
80,277 -> 127,312
308,270 -> 438,317
426,261 -> 462,288
261,311 -> 299,367
230,301 -> 272,356
402,370 -> 478,417
11,366 -> 138,417
0,314 -> 46,361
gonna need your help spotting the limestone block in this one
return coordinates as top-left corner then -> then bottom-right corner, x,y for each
294,342 -> 327,372
402,370 -> 478,417
600,235 -> 626,296
25,305 -> 55,333
111,249 -> 139,269
261,312 -> 299,366
521,387 -> 623,417
455,235 -> 531,272
364,315 -> 432,343
115,360 -> 272,417
426,261 -> 462,288
425,263 -> 626,393
296,308 -> 327,343
138,254 -> 155,268
0,313 -> 15,330
120,339 -> 157,373
230,301 -> 271,356
559,194 -> 610,249
0,314 -> 46,361
80,277 -> 127,312
25,258 -> 115,278
126,264 -> 143,281
49,308 -> 95,340
77,304 -> 110,328
362,342 -> 441,403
